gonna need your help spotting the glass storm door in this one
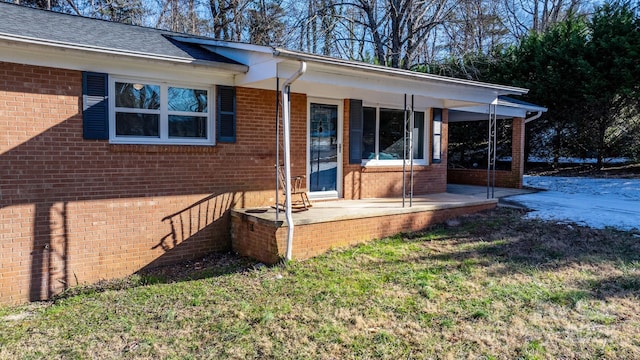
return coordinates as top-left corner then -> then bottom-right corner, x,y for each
309,102 -> 341,198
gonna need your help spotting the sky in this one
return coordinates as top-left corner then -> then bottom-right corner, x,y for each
508,176 -> 640,232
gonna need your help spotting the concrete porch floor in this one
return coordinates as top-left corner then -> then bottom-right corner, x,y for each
232,191 -> 500,226
233,185 -> 535,226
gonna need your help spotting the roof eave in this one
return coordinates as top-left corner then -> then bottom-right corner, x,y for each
273,48 -> 529,96
497,100 -> 548,113
0,32 -> 249,73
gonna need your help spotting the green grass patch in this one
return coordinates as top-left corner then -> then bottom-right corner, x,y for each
1,208 -> 639,359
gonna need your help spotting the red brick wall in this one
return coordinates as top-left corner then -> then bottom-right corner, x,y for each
231,202 -> 496,264
447,117 -> 525,189
0,62 -> 307,305
342,103 -> 449,199
1,61 -> 452,304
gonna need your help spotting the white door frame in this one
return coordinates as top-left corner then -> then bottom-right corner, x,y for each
307,97 -> 343,199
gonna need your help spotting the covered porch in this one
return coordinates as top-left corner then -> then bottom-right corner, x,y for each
448,96 -> 548,189
231,190 -> 501,264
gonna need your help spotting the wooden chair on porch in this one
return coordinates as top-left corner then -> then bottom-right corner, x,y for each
276,164 -> 312,211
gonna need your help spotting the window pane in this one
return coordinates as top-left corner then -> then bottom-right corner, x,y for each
433,135 -> 442,161
115,82 -> 160,109
115,112 -> 159,137
169,115 -> 207,138
379,108 -> 405,160
434,119 -> 442,135
168,87 -> 208,113
309,103 -> 338,192
413,112 -> 425,159
362,107 -> 376,159
433,108 -> 443,162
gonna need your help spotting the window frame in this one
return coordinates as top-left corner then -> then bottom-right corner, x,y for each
361,104 -> 430,167
109,76 -> 215,146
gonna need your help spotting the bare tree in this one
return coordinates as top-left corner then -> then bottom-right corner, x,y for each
338,0 -> 454,69
208,0 -> 249,40
290,0 -> 341,55
78,0 -> 147,25
437,0 -> 509,63
501,0 -> 587,39
248,0 -> 286,46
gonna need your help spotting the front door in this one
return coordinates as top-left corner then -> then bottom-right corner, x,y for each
308,100 -> 342,199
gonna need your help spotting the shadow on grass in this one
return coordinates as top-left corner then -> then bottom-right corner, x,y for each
583,274 -> 640,299
51,252 -> 256,301
369,208 -> 640,301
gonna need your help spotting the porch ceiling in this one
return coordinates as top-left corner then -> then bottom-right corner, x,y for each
227,61 -> 505,110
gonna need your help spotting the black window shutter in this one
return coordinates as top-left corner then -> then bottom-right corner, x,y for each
217,85 -> 236,143
82,72 -> 109,140
349,99 -> 363,164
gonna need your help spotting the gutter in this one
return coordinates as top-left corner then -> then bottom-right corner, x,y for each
281,61 -> 307,261
525,111 -> 543,123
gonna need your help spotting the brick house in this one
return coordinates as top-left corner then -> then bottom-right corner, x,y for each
0,3 -> 544,305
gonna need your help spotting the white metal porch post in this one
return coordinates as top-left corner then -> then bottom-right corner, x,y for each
282,62 -> 306,261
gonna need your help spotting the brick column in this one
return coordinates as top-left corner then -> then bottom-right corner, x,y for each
511,117 -> 525,188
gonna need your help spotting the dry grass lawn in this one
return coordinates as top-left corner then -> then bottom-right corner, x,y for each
1,208 -> 639,359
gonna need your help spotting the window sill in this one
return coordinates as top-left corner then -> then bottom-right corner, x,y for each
109,143 -> 218,154
361,160 -> 429,167
360,160 -> 430,172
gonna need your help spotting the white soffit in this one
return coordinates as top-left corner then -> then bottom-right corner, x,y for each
277,61 -> 499,106
449,108 -> 520,122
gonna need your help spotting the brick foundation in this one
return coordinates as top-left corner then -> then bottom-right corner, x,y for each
231,202 -> 496,264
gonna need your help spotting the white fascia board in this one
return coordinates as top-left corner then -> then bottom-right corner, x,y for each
0,39 -> 236,85
278,61 -> 498,105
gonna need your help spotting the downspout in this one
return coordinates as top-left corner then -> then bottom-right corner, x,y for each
275,78 -> 280,222
409,95 -> 414,207
525,111 -> 543,124
282,61 -> 307,261
402,94 -> 407,207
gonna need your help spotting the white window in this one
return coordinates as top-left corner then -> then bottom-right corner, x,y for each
109,78 -> 214,145
362,106 -> 428,166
